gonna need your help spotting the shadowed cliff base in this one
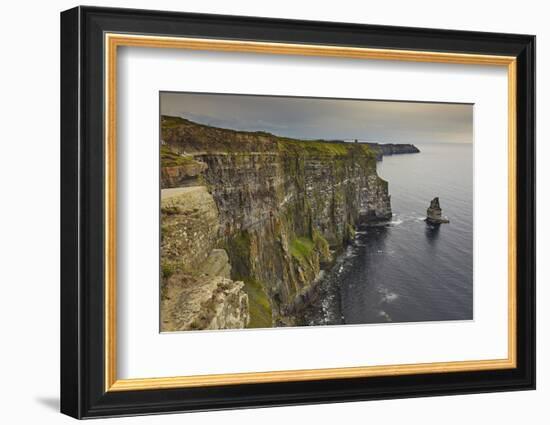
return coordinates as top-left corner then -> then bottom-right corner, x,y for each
159,116 -> 419,331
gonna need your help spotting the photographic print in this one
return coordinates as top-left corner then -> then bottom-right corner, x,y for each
61,9 -> 535,417
159,92 -> 473,332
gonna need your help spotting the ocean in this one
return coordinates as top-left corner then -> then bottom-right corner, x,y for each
303,143 -> 473,326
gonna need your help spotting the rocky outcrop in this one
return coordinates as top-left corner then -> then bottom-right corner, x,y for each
161,273 -> 249,331
160,144 -> 208,188
200,249 -> 232,279
160,185 -> 249,331
160,116 -> 394,329
425,197 -> 450,224
365,142 -> 420,161
161,186 -> 220,271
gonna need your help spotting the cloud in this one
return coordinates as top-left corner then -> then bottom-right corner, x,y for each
160,92 -> 473,144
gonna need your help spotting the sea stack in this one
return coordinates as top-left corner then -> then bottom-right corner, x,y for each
425,197 -> 450,224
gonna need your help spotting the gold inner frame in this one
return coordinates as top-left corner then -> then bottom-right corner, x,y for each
104,33 -> 517,392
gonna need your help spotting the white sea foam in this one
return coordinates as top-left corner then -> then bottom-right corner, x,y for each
378,310 -> 392,321
379,288 -> 399,303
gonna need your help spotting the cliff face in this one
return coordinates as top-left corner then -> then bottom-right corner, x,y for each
160,186 -> 249,331
160,116 -> 392,329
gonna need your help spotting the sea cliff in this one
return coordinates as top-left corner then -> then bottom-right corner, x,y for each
365,142 -> 420,161
160,116 -> 395,330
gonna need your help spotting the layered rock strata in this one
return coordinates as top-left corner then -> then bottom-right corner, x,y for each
160,185 -> 249,331
160,116 -> 395,329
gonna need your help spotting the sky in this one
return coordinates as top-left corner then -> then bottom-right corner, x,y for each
160,92 -> 473,144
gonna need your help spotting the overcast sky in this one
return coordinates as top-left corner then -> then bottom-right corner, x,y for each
160,92 -> 473,144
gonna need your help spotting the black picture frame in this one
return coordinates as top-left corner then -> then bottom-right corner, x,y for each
61,5 -> 535,419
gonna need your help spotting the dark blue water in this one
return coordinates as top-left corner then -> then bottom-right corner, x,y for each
304,143 -> 473,325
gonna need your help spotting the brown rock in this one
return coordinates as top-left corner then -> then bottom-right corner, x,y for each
425,197 -> 450,224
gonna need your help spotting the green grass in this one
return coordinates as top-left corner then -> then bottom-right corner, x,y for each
160,145 -> 198,167
278,139 -> 350,156
289,237 -> 315,264
277,137 -> 377,160
242,278 -> 273,329
224,231 -> 273,328
160,115 -> 377,161
161,115 -> 189,128
312,229 -> 331,262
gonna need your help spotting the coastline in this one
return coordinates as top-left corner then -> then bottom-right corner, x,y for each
160,115 -> 419,330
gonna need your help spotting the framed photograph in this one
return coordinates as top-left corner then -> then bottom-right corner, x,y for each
60,6 -> 535,419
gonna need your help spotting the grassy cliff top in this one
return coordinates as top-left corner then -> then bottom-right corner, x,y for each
161,115 -> 376,159
160,145 -> 201,167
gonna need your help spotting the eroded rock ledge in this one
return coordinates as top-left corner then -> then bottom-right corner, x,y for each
160,186 -> 249,331
160,116 -> 395,329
